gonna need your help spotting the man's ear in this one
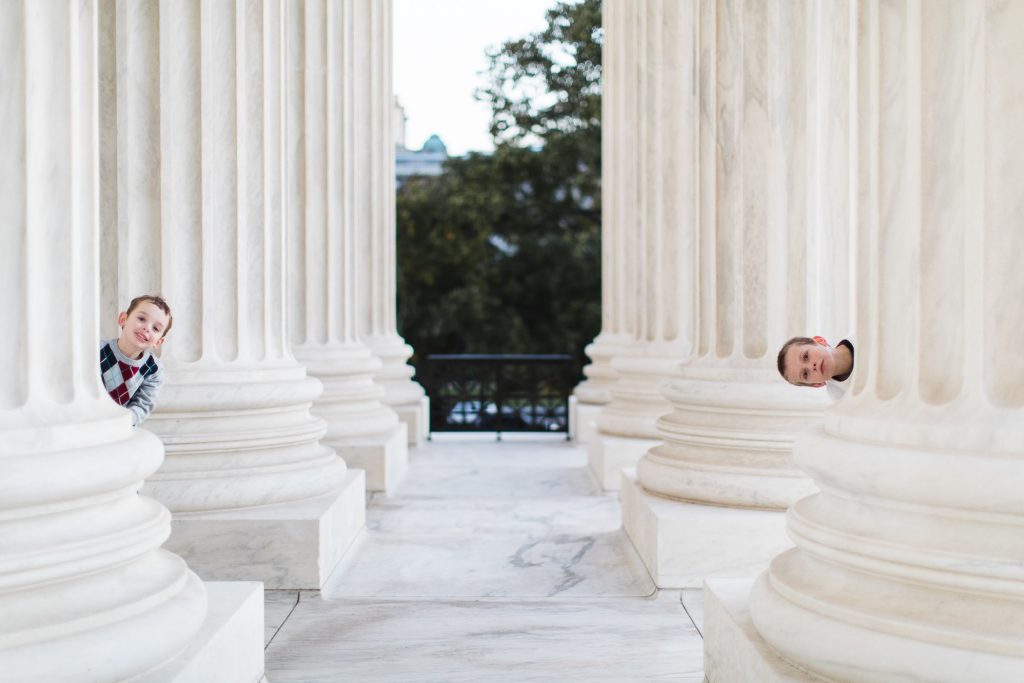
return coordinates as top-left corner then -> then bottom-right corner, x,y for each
812,335 -> 828,346
118,311 -> 127,327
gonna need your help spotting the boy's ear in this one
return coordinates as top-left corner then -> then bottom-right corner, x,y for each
812,382 -> 826,388
154,337 -> 165,348
118,311 -> 127,327
812,335 -> 828,347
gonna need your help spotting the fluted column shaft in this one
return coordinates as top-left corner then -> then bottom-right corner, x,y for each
0,1 -> 205,679
351,0 -> 427,440
637,0 -> 852,509
750,2 -> 1024,680
101,0 -> 346,513
593,0 -> 698,452
286,0 -> 401,448
572,0 -> 634,415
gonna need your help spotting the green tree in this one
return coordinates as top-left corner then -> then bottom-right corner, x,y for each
396,0 -> 602,378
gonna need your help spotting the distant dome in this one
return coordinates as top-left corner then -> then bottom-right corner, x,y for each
421,135 -> 447,154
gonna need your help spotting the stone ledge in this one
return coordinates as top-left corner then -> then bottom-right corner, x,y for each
570,399 -> 604,444
703,579 -> 818,683
138,582 -> 264,683
387,396 -> 429,447
621,470 -> 791,588
165,470 -> 366,589
333,423 -> 408,493
588,434 -> 659,490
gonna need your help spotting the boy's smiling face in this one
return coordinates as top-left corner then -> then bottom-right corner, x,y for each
783,338 -> 834,388
118,301 -> 170,358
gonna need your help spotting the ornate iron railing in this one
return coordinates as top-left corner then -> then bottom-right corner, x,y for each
422,354 -> 575,436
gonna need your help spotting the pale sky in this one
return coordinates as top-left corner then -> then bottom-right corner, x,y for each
393,0 -> 559,157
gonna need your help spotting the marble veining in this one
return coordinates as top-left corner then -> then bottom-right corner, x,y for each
263,590 -> 300,647
681,588 -> 705,636
265,435 -> 703,680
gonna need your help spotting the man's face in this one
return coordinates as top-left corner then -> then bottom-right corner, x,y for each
118,301 -> 170,355
783,340 -> 832,388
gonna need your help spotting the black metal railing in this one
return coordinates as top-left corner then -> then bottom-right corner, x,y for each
422,354 -> 575,437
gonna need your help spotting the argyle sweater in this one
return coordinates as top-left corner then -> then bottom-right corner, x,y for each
100,339 -> 164,426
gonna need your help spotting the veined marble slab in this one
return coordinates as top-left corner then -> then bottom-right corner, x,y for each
681,588 -> 705,636
263,590 -> 300,646
323,527 -> 655,598
393,462 -> 600,498
166,470 -> 366,589
620,470 -> 791,588
267,436 -> 702,680
365,494 -> 621,535
265,592 -> 702,683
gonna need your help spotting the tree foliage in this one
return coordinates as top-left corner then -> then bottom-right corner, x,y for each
396,0 -> 602,376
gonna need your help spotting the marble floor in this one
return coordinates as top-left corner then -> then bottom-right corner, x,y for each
263,433 -> 705,682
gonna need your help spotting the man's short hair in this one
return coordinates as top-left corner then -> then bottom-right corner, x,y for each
127,294 -> 173,339
777,336 -> 816,380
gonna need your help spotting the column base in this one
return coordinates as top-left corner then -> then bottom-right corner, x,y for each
588,433 -> 660,490
138,582 -> 264,683
334,423 -> 408,493
570,399 -> 604,444
703,579 -> 813,683
393,398 -> 428,447
620,470 -> 791,588
165,470 -> 366,589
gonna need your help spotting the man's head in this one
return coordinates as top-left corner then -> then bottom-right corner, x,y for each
118,295 -> 173,355
777,336 -> 833,388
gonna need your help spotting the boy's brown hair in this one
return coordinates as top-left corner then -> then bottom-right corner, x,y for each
127,294 -> 173,339
776,336 -> 816,380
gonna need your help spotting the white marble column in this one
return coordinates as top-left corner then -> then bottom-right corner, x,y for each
287,0 -> 408,493
101,0 -> 364,589
352,0 -> 429,446
0,2 -> 209,679
569,0 -> 633,444
707,2 -> 1024,680
622,0 -> 852,588
588,0 -> 698,490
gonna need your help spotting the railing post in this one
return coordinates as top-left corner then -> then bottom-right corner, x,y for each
495,357 -> 504,440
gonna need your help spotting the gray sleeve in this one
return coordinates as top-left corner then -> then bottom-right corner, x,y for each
126,369 -> 165,426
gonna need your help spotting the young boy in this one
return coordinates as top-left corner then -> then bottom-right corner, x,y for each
100,295 -> 172,426
777,335 -> 855,401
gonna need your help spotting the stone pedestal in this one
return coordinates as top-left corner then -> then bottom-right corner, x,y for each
164,471 -> 366,589
390,396 -> 429,445
568,396 -> 599,443
139,582 -> 264,683
703,580 -> 808,683
589,432 -> 658,491
0,426 -> 208,683
333,424 -> 408,493
286,0 -> 408,493
365,334 -> 428,447
631,373 -> 823,585
0,3 -> 257,678
621,472 -> 791,589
